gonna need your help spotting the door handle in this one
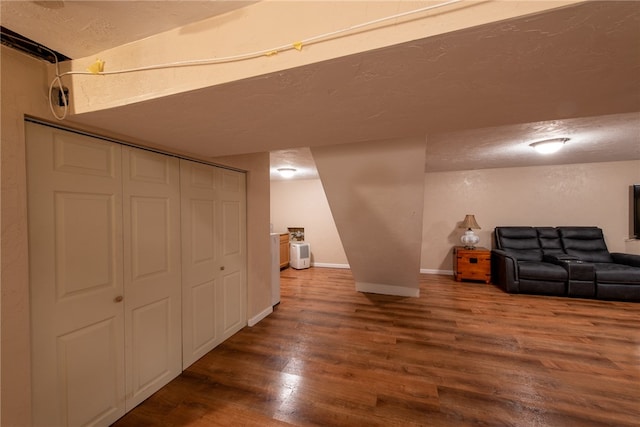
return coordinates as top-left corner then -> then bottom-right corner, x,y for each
114,295 -> 123,303
220,266 -> 225,271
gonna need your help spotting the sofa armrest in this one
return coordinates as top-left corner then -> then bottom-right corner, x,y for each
491,249 -> 519,293
611,252 -> 640,268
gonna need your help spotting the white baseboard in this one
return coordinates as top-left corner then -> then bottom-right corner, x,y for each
355,282 -> 420,297
312,262 -> 351,269
248,305 -> 273,327
420,268 -> 454,275
310,264 -> 452,276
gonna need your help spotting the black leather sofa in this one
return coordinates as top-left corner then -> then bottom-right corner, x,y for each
491,226 -> 640,301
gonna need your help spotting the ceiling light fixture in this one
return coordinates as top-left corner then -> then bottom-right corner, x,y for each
277,168 -> 296,178
529,138 -> 570,154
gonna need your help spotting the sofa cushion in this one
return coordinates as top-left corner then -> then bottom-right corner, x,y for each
558,227 -> 613,263
536,227 -> 565,256
495,227 -> 542,261
597,283 -> 640,301
518,261 -> 568,281
519,279 -> 566,296
594,263 -> 640,284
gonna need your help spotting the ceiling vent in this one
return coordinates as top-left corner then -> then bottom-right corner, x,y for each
0,26 -> 70,63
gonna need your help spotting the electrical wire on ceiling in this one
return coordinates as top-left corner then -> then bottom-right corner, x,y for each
1,28 -> 72,120
6,0 -> 463,121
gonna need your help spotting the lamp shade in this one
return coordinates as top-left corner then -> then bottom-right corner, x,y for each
460,214 -> 481,248
460,214 -> 480,230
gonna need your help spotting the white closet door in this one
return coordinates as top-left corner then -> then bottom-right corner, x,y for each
180,160 -> 247,368
180,160 -> 221,368
122,147 -> 182,409
27,123 -> 126,427
218,169 -> 247,341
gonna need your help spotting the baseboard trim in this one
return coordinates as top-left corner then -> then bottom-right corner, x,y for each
356,282 -> 420,297
421,268 -> 454,275
312,262 -> 351,269
309,265 -> 452,276
248,305 -> 273,327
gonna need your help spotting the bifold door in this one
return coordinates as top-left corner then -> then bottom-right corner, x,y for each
27,124 -> 203,426
121,147 -> 182,409
180,160 -> 247,369
27,122 -> 247,426
27,124 -> 128,426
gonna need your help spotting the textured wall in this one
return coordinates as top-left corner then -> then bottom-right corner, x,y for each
422,160 -> 640,271
1,46 -> 51,426
270,160 -> 640,274
271,179 -> 347,266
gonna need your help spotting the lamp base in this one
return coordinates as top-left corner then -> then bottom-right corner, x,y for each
461,229 -> 480,249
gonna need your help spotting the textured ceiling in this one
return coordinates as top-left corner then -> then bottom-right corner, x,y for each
0,1 -> 256,58
2,1 -> 639,179
270,111 -> 640,180
425,112 -> 640,172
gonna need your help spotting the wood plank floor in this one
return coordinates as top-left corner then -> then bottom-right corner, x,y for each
113,268 -> 640,426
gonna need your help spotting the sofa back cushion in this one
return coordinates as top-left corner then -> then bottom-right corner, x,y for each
558,226 -> 613,263
536,227 -> 565,256
495,227 -> 542,261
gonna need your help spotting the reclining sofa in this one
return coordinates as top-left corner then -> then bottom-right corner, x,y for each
491,226 -> 640,301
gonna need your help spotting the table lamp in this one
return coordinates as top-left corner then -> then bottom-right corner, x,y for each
460,214 -> 481,249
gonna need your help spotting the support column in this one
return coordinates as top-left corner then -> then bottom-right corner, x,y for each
311,136 -> 426,297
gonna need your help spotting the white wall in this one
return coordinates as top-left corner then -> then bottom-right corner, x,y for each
270,179 -> 347,267
423,160 -> 640,272
270,160 -> 640,273
1,46 -> 52,426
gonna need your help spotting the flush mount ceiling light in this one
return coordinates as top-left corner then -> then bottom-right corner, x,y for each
529,138 -> 570,154
277,168 -> 296,178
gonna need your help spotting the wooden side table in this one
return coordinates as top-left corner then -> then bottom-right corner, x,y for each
279,233 -> 290,269
453,246 -> 491,283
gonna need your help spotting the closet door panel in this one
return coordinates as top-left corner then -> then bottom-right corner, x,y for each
123,147 -> 182,409
54,192 -> 116,297
131,298 -> 171,387
130,196 -> 170,278
219,170 -> 247,341
192,279 -> 217,351
180,160 -> 221,368
222,271 -> 243,336
57,318 -> 120,427
190,198 -> 217,275
27,123 -> 125,427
